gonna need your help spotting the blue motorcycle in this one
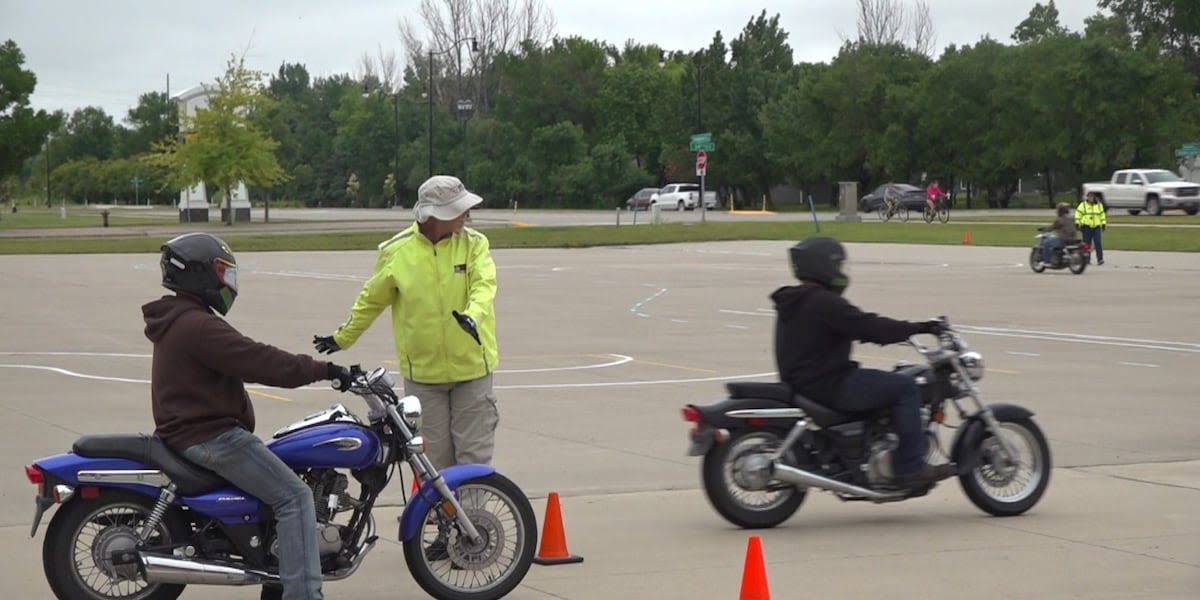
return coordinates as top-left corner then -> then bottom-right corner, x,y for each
24,366 -> 536,600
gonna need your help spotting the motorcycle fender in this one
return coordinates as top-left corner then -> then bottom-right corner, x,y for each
950,403 -> 1035,469
689,397 -> 799,430
397,464 -> 495,541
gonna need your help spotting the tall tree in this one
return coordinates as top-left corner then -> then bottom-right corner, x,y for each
121,92 -> 177,157
1099,0 -> 1200,87
1012,1 -> 1069,44
145,55 -> 288,222
0,40 -> 60,182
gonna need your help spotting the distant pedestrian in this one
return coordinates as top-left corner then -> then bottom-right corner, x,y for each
1076,192 -> 1107,265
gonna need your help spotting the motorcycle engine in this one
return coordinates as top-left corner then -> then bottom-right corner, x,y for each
268,469 -> 353,557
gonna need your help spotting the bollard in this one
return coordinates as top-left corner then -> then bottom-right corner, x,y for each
101,209 -> 110,227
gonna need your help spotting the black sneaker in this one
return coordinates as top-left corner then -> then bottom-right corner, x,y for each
892,463 -> 956,487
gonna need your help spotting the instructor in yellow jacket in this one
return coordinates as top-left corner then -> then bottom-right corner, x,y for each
313,175 -> 499,469
1076,192 -> 1108,265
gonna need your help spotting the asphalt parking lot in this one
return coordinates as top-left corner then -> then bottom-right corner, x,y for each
1,241 -> 1197,598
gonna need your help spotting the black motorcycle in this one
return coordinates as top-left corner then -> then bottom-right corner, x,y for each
681,319 -> 1051,528
1031,230 -> 1090,274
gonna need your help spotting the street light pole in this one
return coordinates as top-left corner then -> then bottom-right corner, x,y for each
427,37 -> 479,180
45,133 -> 51,208
393,92 -> 400,207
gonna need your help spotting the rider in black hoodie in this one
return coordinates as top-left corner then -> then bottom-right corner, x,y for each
772,237 -> 954,487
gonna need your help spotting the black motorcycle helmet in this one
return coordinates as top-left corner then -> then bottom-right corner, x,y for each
160,233 -> 239,315
788,236 -> 849,294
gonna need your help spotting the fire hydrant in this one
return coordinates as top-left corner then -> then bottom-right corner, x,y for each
101,210 -> 110,227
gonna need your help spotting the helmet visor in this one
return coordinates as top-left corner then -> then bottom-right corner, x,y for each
214,258 -> 238,292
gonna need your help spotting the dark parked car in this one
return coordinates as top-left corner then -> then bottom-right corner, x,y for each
859,183 -> 926,212
625,187 -> 660,211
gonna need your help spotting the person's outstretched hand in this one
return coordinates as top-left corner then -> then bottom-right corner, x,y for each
313,334 -> 341,354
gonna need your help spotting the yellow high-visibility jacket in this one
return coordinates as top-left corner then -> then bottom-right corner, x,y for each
1075,200 -> 1107,229
332,223 -> 498,384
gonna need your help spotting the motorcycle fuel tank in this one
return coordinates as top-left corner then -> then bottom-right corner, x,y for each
267,423 -> 381,471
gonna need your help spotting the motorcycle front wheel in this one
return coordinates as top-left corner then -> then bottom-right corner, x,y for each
43,490 -> 190,600
958,417 -> 1051,517
1029,249 -> 1046,273
403,473 -> 536,600
701,429 -> 806,529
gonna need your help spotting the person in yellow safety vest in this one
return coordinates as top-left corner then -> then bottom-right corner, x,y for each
312,175 -> 500,473
1076,192 -> 1108,265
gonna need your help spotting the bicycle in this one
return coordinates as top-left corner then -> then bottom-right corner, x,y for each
923,196 -> 951,224
879,198 -> 909,222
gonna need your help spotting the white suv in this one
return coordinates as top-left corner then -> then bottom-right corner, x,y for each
650,183 -> 717,211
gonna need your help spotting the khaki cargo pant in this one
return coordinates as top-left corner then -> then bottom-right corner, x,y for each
404,373 -> 499,470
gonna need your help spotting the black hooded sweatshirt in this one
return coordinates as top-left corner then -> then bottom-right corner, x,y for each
143,294 -> 332,450
771,284 -> 926,405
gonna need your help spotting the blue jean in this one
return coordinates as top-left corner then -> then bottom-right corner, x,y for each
834,369 -> 926,475
182,427 -> 323,600
1040,236 -> 1062,264
1080,226 -> 1103,262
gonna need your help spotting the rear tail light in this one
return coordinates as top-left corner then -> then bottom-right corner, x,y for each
25,465 -> 43,485
1081,242 -> 1091,251
681,406 -> 702,423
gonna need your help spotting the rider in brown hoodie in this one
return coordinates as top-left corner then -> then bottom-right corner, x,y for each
143,233 -> 350,600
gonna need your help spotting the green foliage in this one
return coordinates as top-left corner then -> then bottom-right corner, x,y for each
0,40 -> 60,181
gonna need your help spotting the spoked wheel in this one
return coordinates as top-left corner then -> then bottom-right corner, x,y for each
937,204 -> 950,223
1029,249 -> 1046,273
896,204 -> 910,222
43,491 -> 190,600
958,418 -> 1051,516
878,205 -> 892,222
923,205 -> 935,224
701,429 -> 806,529
403,473 -> 537,600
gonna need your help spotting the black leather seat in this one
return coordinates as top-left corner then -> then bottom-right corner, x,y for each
726,382 -> 858,428
73,433 -> 228,496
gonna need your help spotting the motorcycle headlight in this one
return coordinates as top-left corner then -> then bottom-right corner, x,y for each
960,352 -> 984,381
398,395 -> 423,429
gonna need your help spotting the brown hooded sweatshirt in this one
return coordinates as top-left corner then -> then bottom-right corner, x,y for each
143,294 -> 332,450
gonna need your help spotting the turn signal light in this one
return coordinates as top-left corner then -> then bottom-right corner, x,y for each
25,465 -> 43,485
681,406 -> 702,423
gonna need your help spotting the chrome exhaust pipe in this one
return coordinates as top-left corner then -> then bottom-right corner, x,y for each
773,464 -> 904,501
142,554 -> 275,586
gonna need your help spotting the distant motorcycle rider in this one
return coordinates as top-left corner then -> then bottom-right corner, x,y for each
1039,202 -> 1077,267
771,237 -> 955,487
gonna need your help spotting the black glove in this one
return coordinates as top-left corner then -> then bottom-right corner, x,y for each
313,334 -> 340,354
452,310 -> 482,345
326,363 -> 352,392
919,319 -> 947,336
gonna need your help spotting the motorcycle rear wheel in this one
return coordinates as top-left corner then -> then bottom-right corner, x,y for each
403,473 -> 536,600
701,429 -> 806,529
43,490 -> 190,600
958,417 -> 1051,517
1068,252 -> 1087,274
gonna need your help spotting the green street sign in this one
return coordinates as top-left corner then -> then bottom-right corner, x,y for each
690,132 -> 712,144
131,176 -> 144,185
690,140 -> 716,152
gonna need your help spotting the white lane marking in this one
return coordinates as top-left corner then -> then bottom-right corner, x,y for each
724,324 -> 750,330
1006,351 -> 1040,357
499,354 -> 633,373
0,351 -> 150,358
631,287 -> 667,318
495,371 -> 778,390
956,325 -> 1200,354
1118,362 -> 1160,368
719,309 -> 774,317
0,364 -> 146,383
253,269 -> 366,282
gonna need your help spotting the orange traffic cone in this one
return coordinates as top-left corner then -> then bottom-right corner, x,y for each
963,230 -> 972,244
532,491 -> 583,565
739,535 -> 771,600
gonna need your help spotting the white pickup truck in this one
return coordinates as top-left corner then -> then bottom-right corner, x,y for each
1082,169 -> 1200,215
650,183 -> 718,211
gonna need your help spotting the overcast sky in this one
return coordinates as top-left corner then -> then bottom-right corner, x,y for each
3,0 -> 1103,123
